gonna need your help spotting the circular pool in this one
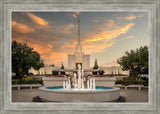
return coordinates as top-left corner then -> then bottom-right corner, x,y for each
39,86 -> 120,102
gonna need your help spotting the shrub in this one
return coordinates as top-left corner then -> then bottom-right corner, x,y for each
12,76 -> 42,84
115,79 -> 123,84
52,70 -> 58,75
12,79 -> 19,84
119,75 -> 148,86
99,70 -> 105,75
137,78 -> 148,86
121,81 -> 129,85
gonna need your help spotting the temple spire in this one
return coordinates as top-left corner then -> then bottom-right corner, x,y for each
78,18 -> 80,44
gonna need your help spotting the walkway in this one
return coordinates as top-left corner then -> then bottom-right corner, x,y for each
12,89 -> 148,102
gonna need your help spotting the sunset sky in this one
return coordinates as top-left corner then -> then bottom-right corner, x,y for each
12,12 -> 149,67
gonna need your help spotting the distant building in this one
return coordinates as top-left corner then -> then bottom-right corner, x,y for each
29,65 -> 129,76
100,66 -> 129,75
29,65 -> 60,75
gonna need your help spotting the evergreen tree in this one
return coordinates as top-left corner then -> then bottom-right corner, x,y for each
93,59 -> 99,75
60,63 -> 65,75
93,59 -> 99,69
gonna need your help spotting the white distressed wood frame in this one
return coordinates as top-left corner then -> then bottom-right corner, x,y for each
0,0 -> 160,114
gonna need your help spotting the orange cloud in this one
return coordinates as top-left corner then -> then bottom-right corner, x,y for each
125,35 -> 134,39
78,21 -> 135,55
137,15 -> 144,18
83,42 -> 114,54
12,37 -> 68,66
90,37 -> 103,42
125,15 -> 137,21
12,20 -> 134,66
12,37 -> 25,43
12,22 -> 75,66
27,12 -> 48,26
48,44 -> 53,48
12,13 -> 136,66
120,23 -> 134,34
117,14 -> 144,21
61,42 -> 75,50
75,12 -> 80,14
120,35 -> 134,41
72,14 -> 77,18
51,24 -> 75,34
62,24 -> 75,33
85,22 -> 134,43
68,12 -> 80,19
12,21 -> 34,33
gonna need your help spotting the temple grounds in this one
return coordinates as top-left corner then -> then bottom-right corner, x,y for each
12,88 -> 148,102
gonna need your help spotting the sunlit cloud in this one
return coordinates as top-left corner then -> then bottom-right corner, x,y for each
12,12 -> 148,67
26,12 -> 48,26
120,35 -> 134,41
117,14 -> 144,21
61,42 -> 75,51
83,42 -> 114,54
12,19 -> 134,66
75,12 -> 80,14
53,24 -> 75,34
48,44 -> 53,48
50,20 -> 135,62
137,15 -> 144,18
120,23 -> 134,34
12,21 -> 34,33
125,15 -> 137,21
79,21 -> 134,55
125,35 -> 134,39
12,36 -> 68,66
68,12 -> 80,18
84,22 -> 134,43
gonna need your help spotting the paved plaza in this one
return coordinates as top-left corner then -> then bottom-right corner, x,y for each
12,88 -> 148,102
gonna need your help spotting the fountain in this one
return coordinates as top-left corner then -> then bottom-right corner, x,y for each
39,64 -> 120,102
63,64 -> 96,91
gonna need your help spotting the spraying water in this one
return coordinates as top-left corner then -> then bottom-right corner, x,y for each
63,64 -> 96,91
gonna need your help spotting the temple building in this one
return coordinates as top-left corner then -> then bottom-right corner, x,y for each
68,19 -> 90,70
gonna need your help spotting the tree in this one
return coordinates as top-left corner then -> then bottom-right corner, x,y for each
93,59 -> 99,75
60,63 -> 65,75
12,41 -> 44,77
117,46 -> 148,80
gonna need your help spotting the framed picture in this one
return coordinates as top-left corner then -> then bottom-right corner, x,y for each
0,0 -> 160,114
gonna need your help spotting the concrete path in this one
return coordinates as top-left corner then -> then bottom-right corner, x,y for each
120,89 -> 148,102
12,89 -> 148,102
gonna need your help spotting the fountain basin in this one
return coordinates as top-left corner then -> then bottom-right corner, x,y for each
39,86 -> 120,102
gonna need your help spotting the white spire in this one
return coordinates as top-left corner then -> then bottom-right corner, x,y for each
75,18 -> 83,63
78,18 -> 80,44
